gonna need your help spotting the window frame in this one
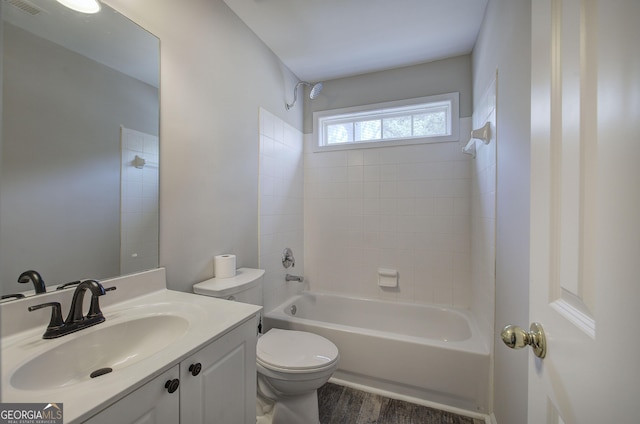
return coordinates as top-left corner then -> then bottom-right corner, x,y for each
312,92 -> 459,152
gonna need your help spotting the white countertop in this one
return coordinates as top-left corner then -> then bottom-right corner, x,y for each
0,269 -> 261,423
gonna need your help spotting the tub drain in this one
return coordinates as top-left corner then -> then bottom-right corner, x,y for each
290,305 -> 297,315
90,368 -> 113,378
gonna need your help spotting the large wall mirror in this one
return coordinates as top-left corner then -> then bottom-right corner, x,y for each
1,0 -> 160,297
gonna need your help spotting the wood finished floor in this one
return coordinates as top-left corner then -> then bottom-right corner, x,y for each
318,383 -> 485,424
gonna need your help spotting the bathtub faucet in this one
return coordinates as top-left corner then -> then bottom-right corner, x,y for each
285,274 -> 304,282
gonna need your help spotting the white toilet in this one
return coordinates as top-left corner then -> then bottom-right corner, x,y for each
193,268 -> 339,424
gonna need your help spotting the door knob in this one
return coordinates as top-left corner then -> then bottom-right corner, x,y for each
501,322 -> 547,358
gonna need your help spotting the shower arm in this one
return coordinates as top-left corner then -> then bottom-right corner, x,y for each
285,81 -> 312,110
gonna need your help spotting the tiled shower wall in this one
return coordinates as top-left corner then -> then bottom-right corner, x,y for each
471,79 -> 497,343
303,117 -> 473,307
258,108 -> 306,312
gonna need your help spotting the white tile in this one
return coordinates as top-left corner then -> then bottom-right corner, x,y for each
363,181 -> 380,198
396,181 -> 416,198
379,215 -> 397,232
453,160 -> 472,179
433,286 -> 454,306
345,181 -> 362,198
396,198 -> 416,215
433,197 -> 454,215
379,164 -> 397,181
348,150 -> 364,166
415,197 -> 434,215
379,198 -> 397,215
348,166 -> 364,182
380,181 -> 398,198
362,198 -> 380,215
363,165 -> 381,181
363,149 -> 381,165
454,197 -> 471,216
379,232 -> 398,249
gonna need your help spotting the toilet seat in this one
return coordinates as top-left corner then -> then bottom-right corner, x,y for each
257,329 -> 339,372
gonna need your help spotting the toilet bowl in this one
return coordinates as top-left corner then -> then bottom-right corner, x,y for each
256,329 -> 339,424
193,268 -> 340,424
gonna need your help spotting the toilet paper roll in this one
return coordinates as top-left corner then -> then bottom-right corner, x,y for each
214,254 -> 236,278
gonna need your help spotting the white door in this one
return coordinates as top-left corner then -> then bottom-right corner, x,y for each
527,0 -> 640,423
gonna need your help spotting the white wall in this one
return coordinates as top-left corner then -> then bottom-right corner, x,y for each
306,55 -> 473,133
258,108 -> 306,312
105,0 -> 303,292
472,0 -> 531,421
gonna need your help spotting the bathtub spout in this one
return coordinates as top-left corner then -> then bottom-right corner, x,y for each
285,274 -> 304,282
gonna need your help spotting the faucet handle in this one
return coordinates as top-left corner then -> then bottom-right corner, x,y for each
56,280 -> 81,290
282,248 -> 296,269
87,284 -> 116,319
1,293 -> 26,301
28,302 -> 65,337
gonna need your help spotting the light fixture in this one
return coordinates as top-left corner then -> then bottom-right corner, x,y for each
55,0 -> 101,14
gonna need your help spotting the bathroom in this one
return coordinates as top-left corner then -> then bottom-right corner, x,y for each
2,0 -> 639,423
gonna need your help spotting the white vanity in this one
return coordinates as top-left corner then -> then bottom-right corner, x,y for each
0,268 -> 261,423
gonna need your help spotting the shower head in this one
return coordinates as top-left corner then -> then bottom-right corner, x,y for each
309,82 -> 323,99
285,81 -> 323,110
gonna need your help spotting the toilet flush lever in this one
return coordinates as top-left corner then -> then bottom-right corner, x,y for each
501,322 -> 547,358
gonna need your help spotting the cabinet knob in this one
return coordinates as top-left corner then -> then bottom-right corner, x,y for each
164,378 -> 180,393
189,363 -> 202,376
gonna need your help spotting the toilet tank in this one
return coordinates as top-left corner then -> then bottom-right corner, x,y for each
193,268 -> 264,306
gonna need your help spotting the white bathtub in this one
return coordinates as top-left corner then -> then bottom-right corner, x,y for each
263,292 -> 490,413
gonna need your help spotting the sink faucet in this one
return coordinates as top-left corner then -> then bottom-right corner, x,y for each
28,280 -> 116,339
66,279 -> 109,323
18,270 -> 47,294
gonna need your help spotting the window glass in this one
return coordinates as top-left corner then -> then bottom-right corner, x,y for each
355,120 -> 381,141
326,123 -> 353,144
383,116 -> 412,139
413,111 -> 447,136
314,93 -> 459,151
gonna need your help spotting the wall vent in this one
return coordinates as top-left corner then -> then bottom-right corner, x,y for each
5,0 -> 45,16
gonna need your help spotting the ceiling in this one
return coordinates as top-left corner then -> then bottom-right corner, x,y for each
222,0 -> 489,82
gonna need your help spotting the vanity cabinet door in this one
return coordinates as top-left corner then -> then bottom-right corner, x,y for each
180,316 -> 258,424
83,365 -> 180,424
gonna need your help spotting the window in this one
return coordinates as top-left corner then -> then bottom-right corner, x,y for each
313,93 -> 459,152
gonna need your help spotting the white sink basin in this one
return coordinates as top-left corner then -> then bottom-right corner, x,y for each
1,279 -> 262,424
10,314 -> 188,390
